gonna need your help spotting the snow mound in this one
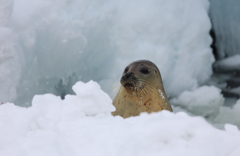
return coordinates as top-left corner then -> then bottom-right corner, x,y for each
215,99 -> 240,127
32,80 -> 115,119
171,86 -> 224,118
170,86 -> 240,128
213,54 -> 240,74
0,81 -> 240,156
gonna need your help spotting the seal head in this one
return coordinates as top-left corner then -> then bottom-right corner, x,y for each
112,60 -> 172,118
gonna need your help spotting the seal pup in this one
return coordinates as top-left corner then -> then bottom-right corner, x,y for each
112,60 -> 172,118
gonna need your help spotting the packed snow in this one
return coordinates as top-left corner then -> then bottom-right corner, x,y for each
171,86 -> 224,118
213,55 -> 240,74
171,85 -> 240,129
215,99 -> 240,128
0,81 -> 240,156
0,0 -> 213,106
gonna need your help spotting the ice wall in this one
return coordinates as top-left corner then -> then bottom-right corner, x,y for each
0,0 -> 22,103
209,0 -> 240,59
0,0 -> 214,106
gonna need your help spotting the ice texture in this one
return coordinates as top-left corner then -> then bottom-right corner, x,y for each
171,86 -> 225,118
215,99 -> 240,127
0,0 -> 214,105
0,81 -> 240,156
171,85 -> 240,128
211,54 -> 240,99
0,0 -> 13,26
209,0 -> 240,59
0,0 -> 22,104
213,54 -> 240,74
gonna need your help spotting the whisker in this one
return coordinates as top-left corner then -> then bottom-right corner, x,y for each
111,80 -> 122,97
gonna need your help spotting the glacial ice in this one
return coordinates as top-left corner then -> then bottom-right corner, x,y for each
171,85 -> 240,129
0,0 -> 22,104
0,0 -> 213,106
209,0 -> 240,59
171,86 -> 225,118
215,99 -> 240,128
213,55 -> 240,74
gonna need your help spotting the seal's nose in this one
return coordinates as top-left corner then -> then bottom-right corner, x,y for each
120,72 -> 135,85
124,72 -> 134,79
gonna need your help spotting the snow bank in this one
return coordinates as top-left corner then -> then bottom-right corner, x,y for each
0,81 -> 240,156
171,85 -> 240,129
0,0 -> 214,105
213,54 -> 240,74
171,86 -> 224,118
215,99 -> 240,128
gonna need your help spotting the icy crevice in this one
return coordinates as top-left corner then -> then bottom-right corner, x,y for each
209,0 -> 240,59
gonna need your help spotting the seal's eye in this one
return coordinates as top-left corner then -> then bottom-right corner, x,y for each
124,67 -> 129,73
140,67 -> 150,75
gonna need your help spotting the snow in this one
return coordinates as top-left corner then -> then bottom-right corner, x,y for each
171,86 -> 224,118
158,89 -> 165,99
211,54 -> 240,99
215,99 -> 240,128
171,85 -> 240,129
0,27 -> 22,103
0,0 -> 13,26
0,0 -> 213,106
0,80 -> 240,156
213,54 -> 240,74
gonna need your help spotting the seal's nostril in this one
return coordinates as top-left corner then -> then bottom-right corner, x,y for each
125,72 -> 133,79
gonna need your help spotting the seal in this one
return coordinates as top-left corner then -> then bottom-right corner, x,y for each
112,60 -> 173,118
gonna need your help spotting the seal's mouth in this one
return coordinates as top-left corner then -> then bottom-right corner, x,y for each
120,73 -> 141,91
124,82 -> 134,88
